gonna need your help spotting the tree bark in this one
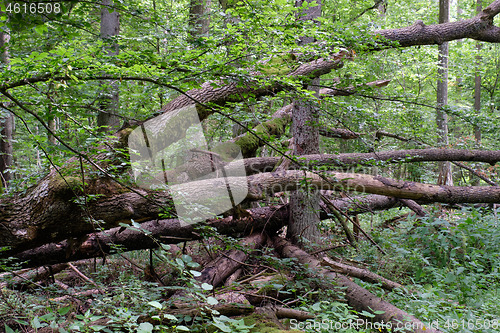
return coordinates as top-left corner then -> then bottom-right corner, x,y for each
288,0 -> 322,245
375,0 -> 500,46
197,232 -> 266,287
7,206 -> 286,268
321,256 -> 403,291
240,148 -> 500,175
474,0 -> 483,145
188,0 -> 211,39
4,193 -> 403,268
98,0 -> 120,132
3,147 -> 500,253
436,0 -> 453,186
0,27 -> 13,188
230,79 -> 388,158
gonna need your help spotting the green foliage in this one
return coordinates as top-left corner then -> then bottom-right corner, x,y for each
352,207 -> 500,333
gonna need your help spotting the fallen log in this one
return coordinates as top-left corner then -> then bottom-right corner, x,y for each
7,207 -> 286,269
197,232 -> 267,288
242,170 -> 500,204
242,149 -> 500,174
273,237 -> 442,333
321,257 -> 403,291
3,193 -> 406,267
0,263 -> 68,290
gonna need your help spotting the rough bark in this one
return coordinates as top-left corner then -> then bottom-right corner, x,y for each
241,149 -> 500,175
243,170 -> 500,204
288,0 -> 322,245
375,0 -> 500,46
188,0 -> 211,39
319,127 -> 362,139
274,237 -> 442,333
321,256 -> 403,291
231,79 -> 388,158
4,193 -> 405,268
197,232 -> 266,287
98,0 -> 120,132
7,206 -> 285,269
474,0 -> 483,144
3,147 -> 500,253
0,169 -> 174,253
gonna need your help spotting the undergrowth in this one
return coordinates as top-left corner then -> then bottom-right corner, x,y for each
1,206 -> 499,332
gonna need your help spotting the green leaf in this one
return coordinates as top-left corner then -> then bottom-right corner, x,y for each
190,270 -> 201,277
148,301 -> 163,310
212,322 -> 231,332
137,322 -> 154,333
4,325 -> 15,333
34,24 -> 48,35
201,282 -> 213,290
206,296 -> 218,305
163,314 -> 177,321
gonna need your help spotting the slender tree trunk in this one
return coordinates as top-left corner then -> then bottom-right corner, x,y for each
0,27 -> 14,188
98,0 -> 120,132
436,0 -> 453,185
474,0 -> 482,145
288,0 -> 322,245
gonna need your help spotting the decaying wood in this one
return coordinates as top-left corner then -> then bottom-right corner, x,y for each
319,127 -> 363,139
230,79 -> 387,158
2,147 -> 500,254
399,199 -> 427,217
375,0 -> 500,46
68,263 -> 103,293
375,131 -> 498,186
321,257 -> 403,291
242,170 -> 500,204
5,193 -> 404,268
197,233 -> 267,288
242,148 -> 500,175
8,206 -> 286,269
0,263 -> 68,290
224,268 -> 244,286
273,237 -> 442,333
171,303 -> 255,317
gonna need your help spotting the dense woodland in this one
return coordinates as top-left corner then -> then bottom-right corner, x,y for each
1,0 -> 500,332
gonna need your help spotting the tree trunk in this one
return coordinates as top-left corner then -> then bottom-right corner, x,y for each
197,233 -> 266,287
474,0 -> 483,145
274,237 -> 442,333
99,0 -> 120,132
288,0 -> 322,246
188,0 -> 211,40
0,28 -> 13,188
9,207 -> 285,269
436,0 -> 453,186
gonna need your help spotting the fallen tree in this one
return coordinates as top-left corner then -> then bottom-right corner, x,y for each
273,237 -> 442,333
1,0 -> 500,255
2,160 -> 500,255
6,192 -> 404,268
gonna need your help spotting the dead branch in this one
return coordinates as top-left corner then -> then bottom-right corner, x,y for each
273,237 -> 442,333
321,257 -> 403,291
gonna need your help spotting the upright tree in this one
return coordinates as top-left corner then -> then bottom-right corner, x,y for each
436,0 -> 453,185
188,0 -> 211,40
287,0 -> 322,245
474,0 -> 483,145
0,24 -> 13,188
98,0 -> 120,132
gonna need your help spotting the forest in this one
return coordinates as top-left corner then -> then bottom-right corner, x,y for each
0,0 -> 500,332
